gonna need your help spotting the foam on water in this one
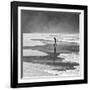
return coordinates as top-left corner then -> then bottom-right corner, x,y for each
58,53 -> 80,63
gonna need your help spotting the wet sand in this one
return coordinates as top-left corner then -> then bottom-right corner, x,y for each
23,33 -> 80,78
23,58 -> 80,78
23,62 -> 55,77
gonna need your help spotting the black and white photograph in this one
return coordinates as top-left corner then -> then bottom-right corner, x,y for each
21,10 -> 81,78
11,1 -> 87,88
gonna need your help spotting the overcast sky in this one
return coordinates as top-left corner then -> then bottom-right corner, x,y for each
21,10 -> 80,34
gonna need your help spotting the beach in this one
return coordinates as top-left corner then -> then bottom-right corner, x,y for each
22,33 -> 80,78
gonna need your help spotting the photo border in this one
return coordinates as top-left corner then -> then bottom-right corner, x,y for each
11,1 -> 88,88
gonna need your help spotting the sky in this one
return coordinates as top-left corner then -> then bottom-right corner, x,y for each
21,10 -> 80,34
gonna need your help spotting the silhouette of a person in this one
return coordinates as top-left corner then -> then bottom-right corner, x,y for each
54,37 -> 57,48
54,37 -> 56,44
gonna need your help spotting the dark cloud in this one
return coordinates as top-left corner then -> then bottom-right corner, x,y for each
21,10 -> 80,33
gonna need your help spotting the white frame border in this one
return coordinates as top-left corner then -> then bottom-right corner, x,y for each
18,6 -> 84,83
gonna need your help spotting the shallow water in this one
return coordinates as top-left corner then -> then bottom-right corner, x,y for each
23,48 -> 80,76
22,34 -> 80,77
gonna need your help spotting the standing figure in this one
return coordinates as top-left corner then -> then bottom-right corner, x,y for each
53,37 -> 57,62
54,37 -> 56,45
